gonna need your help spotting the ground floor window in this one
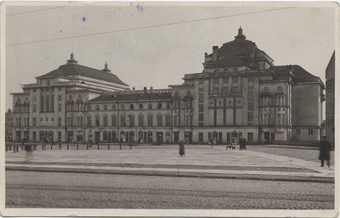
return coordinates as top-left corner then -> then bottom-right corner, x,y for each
68,131 -> 74,142
198,132 -> 203,142
174,132 -> 179,143
33,131 -> 36,142
247,132 -> 253,143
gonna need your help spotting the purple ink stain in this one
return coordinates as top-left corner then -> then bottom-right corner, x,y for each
136,3 -> 143,12
82,16 -> 86,22
130,2 -> 133,6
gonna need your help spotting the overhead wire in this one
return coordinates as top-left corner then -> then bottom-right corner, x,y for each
7,7 -> 293,47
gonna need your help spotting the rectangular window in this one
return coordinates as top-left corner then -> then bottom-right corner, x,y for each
33,118 -> 36,126
231,87 -> 238,93
46,117 -> 48,121
51,95 -> 54,112
41,117 -> 43,122
33,104 -> 36,112
103,116 -> 108,127
213,87 -> 219,94
174,116 -> 177,126
87,117 -> 91,127
247,132 -> 253,143
198,87 -> 204,92
247,112 -> 253,122
40,95 -> 44,112
222,87 -> 229,93
198,132 -> 203,142
199,122 -> 203,127
223,77 -> 229,83
308,129 -> 314,135
33,131 -> 36,141
78,117 -> 83,126
46,95 -> 49,112
232,77 -> 238,83
58,117 -> 61,126
157,115 -> 162,127
51,117 -> 54,122
96,117 -> 100,127
248,101 -> 254,111
129,115 -> 134,127
199,79 -> 204,84
178,116 -> 181,126
58,95 -> 62,101
296,129 -> 300,135
112,116 -> 117,127
58,103 -> 62,112
198,93 -> 204,103
148,115 -> 153,127
165,116 -> 171,127
199,114 -> 204,121
198,104 -> 204,112
213,78 -> 219,84
120,116 -> 126,126
138,115 -> 144,127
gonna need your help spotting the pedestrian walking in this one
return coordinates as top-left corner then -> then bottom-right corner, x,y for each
179,140 -> 185,157
319,136 -> 332,167
243,138 -> 247,150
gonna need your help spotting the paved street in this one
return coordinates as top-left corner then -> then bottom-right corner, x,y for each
5,143 -> 336,210
6,171 -> 334,209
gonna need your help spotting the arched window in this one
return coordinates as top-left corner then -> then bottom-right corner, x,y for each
148,103 -> 153,110
233,68 -> 238,72
224,69 -> 229,72
120,104 -> 125,111
104,105 -> 108,110
186,90 -> 191,96
277,86 -> 283,93
139,104 -> 143,110
157,103 -> 162,109
96,105 -> 100,111
130,104 -> 134,110
263,87 -> 269,93
214,69 -> 220,73
112,104 -> 116,111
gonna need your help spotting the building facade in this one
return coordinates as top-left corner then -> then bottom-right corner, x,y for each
10,53 -> 128,143
5,109 -> 13,142
8,28 -> 324,144
325,51 -> 335,146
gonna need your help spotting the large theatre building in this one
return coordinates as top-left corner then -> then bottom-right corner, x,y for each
10,28 -> 324,144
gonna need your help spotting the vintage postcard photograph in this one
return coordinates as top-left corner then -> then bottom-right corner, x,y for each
1,1 -> 338,217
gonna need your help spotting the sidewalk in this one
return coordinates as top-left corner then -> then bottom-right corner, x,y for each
5,144 -> 335,183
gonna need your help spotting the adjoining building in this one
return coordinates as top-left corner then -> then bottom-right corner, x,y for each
9,28 -> 325,144
5,109 -> 13,142
325,51 -> 335,146
10,53 -> 128,143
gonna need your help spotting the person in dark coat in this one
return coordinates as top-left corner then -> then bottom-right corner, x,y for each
319,136 -> 332,167
179,140 -> 185,157
243,138 -> 247,150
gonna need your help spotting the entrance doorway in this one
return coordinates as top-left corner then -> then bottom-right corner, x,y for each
95,132 -> 100,144
184,132 -> 192,144
271,133 -> 275,144
156,132 -> 163,145
264,132 -> 270,144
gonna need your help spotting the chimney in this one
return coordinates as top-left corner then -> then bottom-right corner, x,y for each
212,46 -> 218,61
144,87 -> 147,93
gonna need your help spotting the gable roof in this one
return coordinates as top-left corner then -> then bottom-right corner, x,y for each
37,63 -> 128,86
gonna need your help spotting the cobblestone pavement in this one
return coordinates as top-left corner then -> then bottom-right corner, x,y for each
5,144 -> 335,180
6,171 -> 334,209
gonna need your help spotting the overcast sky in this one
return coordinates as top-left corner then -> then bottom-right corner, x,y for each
4,1 -> 337,109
